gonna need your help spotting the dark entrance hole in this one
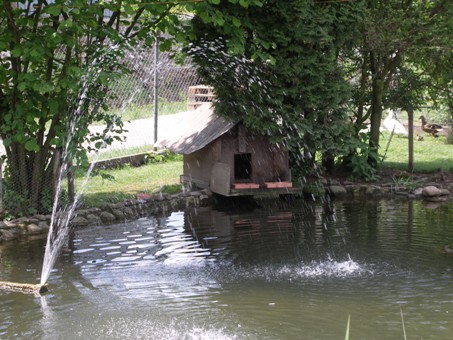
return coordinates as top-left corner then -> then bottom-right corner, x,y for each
234,153 -> 252,180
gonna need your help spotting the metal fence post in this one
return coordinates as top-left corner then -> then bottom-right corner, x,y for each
408,107 -> 414,173
153,36 -> 159,145
0,159 -> 3,218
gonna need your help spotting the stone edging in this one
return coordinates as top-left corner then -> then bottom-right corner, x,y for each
0,189 -> 213,243
1,182 -> 452,243
322,180 -> 452,202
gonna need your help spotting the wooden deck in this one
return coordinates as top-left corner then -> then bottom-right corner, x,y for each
181,175 -> 302,197
228,185 -> 303,198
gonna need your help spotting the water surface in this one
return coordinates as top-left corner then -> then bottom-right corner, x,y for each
1,198 -> 453,339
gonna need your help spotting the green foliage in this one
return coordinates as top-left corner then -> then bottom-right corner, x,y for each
161,184 -> 182,195
346,0 -> 453,170
187,0 -> 364,177
145,149 -> 182,164
90,170 -> 116,184
302,183 -> 325,199
39,186 -> 55,214
390,174 -> 424,192
2,188 -> 37,219
0,0 -> 195,214
349,149 -> 380,181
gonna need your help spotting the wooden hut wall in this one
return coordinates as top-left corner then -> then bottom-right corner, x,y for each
182,124 -> 290,189
183,149 -> 212,188
218,134 -> 290,185
182,139 -> 221,188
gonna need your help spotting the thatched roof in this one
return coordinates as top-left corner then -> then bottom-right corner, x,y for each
157,104 -> 237,154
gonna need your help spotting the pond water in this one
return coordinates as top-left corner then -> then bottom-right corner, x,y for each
1,198 -> 453,339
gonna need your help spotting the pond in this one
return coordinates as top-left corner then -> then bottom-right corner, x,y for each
1,198 -> 453,339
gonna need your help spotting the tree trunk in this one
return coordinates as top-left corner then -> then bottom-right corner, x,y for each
368,51 -> 385,168
30,150 -> 45,210
67,160 -> 75,204
322,152 -> 335,174
5,144 -> 56,214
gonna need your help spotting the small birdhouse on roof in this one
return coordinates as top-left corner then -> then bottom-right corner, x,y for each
158,104 -> 297,197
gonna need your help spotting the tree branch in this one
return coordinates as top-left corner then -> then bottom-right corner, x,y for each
32,0 -> 44,33
124,7 -> 145,37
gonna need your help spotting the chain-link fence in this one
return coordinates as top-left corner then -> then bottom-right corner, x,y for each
0,44 -> 205,216
90,44 -> 203,161
76,44 -> 205,198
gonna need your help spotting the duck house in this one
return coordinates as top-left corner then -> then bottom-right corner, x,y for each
159,105 -> 298,197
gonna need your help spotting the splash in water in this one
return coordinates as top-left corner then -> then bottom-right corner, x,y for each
279,255 -> 372,280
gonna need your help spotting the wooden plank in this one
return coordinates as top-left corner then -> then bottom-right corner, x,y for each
232,183 -> 259,189
238,125 -> 246,153
210,162 -> 231,195
264,182 -> 293,189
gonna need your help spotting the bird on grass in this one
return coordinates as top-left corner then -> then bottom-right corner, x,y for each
383,110 -> 407,135
419,115 -> 443,137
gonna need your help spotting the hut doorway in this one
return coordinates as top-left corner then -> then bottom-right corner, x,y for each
234,153 -> 252,181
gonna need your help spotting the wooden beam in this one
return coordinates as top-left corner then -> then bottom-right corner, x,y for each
0,281 -> 48,294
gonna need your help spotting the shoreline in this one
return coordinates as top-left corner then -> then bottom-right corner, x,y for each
1,170 -> 452,243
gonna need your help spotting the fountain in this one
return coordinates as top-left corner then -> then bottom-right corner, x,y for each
0,48 -> 128,295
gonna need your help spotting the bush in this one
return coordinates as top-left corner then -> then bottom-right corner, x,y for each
145,149 -> 182,164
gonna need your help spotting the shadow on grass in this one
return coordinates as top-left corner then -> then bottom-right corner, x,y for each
382,161 -> 453,173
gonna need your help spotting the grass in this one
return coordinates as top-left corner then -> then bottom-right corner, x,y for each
72,128 -> 452,207
119,101 -> 187,121
380,131 -> 453,172
94,100 -> 187,125
74,160 -> 182,207
91,144 -> 155,162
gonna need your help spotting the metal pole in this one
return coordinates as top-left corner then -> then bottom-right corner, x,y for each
408,107 -> 414,172
0,159 -> 3,218
153,36 -> 159,145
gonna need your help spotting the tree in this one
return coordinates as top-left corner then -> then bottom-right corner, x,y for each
412,0 -> 453,120
187,0 -> 363,176
0,0 -> 186,215
348,0 -> 453,168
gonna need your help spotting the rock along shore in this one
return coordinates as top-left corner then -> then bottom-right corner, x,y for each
0,189 -> 213,243
1,180 -> 452,243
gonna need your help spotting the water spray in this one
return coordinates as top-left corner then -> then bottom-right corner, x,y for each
0,45 -> 133,295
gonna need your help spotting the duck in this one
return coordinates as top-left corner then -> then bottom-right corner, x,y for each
383,109 -> 407,135
416,134 -> 424,141
443,245 -> 453,254
419,115 -> 443,137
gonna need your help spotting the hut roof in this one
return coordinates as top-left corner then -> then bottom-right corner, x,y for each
158,104 -> 238,154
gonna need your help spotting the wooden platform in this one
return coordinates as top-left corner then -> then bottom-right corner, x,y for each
264,181 -> 293,189
187,85 -> 215,110
228,181 -> 298,197
229,184 -> 303,198
232,183 -> 260,190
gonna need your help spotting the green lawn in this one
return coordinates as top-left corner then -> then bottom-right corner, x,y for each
92,145 -> 155,162
76,161 -> 182,207
380,131 -> 453,172
94,101 -> 187,125
73,130 -> 452,207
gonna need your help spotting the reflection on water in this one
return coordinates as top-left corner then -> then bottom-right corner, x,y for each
1,198 -> 453,339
